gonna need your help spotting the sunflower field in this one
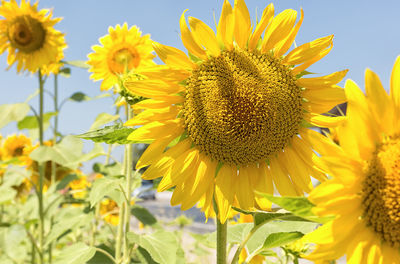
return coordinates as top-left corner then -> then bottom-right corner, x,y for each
0,0 -> 399,263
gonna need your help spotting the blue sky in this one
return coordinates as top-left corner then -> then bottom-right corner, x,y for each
1,0 -> 400,141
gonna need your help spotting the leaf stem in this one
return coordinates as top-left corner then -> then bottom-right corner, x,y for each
96,247 -> 117,264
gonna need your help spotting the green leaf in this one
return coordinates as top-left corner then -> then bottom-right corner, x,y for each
93,162 -> 122,177
260,194 -> 330,223
17,112 -> 57,130
1,225 -> 28,262
89,113 -> 120,131
54,243 -> 96,264
29,136 -> 103,170
70,92 -> 90,102
59,67 -> 71,77
69,92 -> 110,103
63,60 -> 90,69
45,213 -> 92,247
131,205 -> 157,226
77,123 -> 139,144
262,232 -> 304,249
0,103 -> 30,128
0,186 -> 16,204
89,177 -> 123,208
56,174 -> 79,191
254,212 -> 310,226
127,231 -> 179,264
247,221 -> 318,254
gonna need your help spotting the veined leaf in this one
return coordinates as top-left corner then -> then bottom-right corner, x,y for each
89,113 -> 120,131
127,231 -> 179,264
262,231 -> 304,249
0,103 -> 30,128
89,177 -> 123,208
69,92 -> 110,102
77,123 -> 138,144
62,60 -> 90,69
54,243 -> 96,264
17,112 -> 57,130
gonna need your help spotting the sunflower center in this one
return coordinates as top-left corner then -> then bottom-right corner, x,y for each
362,137 -> 400,247
108,47 -> 139,74
12,146 -> 24,157
8,15 -> 45,53
182,49 -> 303,165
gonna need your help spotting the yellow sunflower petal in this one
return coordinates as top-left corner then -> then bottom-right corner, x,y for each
390,56 -> 400,107
233,0 -> 251,49
283,35 -> 333,65
274,8 -> 304,57
188,17 -> 220,57
215,165 -> 236,223
297,69 -> 348,89
217,0 -> 234,50
269,157 -> 298,196
179,10 -> 207,60
262,9 -> 297,52
248,3 -> 274,51
153,42 -> 195,69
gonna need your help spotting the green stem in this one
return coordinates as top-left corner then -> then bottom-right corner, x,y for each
115,146 -> 128,263
90,204 -> 100,247
37,71 -> 45,264
51,74 -> 59,185
217,219 -> 227,264
122,106 -> 133,263
231,220 -> 266,264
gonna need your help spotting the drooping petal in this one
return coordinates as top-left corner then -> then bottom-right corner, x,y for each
248,3 -> 274,51
189,17 -> 220,57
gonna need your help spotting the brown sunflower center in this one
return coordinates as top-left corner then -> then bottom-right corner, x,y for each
362,137 -> 400,247
8,15 -> 45,53
182,49 -> 303,166
12,146 -> 24,157
108,47 -> 140,74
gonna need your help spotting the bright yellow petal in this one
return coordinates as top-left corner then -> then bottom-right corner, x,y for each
306,114 -> 346,128
236,167 -> 254,209
179,10 -> 207,60
153,42 -> 195,69
274,8 -> 303,57
291,44 -> 333,75
262,9 -> 297,52
233,0 -> 251,49
297,69 -> 348,89
217,0 -> 234,50
188,17 -> 220,57
215,165 -> 236,223
390,56 -> 400,108
248,3 -> 274,51
124,79 -> 184,98
126,119 -> 183,141
269,157 -> 298,196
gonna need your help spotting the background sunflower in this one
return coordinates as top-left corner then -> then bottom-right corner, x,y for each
0,0 -> 66,73
304,56 -> 400,263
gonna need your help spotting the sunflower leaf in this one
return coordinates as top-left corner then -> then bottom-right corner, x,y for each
17,112 -> 57,130
77,123 -> 138,144
53,242 -> 96,264
62,60 -> 90,69
0,103 -> 30,129
127,231 -> 179,264
89,113 -> 120,130
258,194 -> 332,223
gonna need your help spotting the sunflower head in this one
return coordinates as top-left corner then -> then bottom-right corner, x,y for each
1,134 -> 32,163
0,0 -> 66,73
123,0 -> 347,223
68,173 -> 90,199
87,23 -> 155,92
100,198 -> 119,226
305,57 -> 400,263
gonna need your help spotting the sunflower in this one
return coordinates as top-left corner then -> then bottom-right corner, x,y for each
100,198 -> 120,226
68,173 -> 90,199
1,133 -> 32,163
0,0 -> 66,73
87,23 -> 155,91
124,0 -> 347,223
304,57 -> 400,263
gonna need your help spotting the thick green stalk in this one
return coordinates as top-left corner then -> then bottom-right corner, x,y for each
51,74 -> 59,185
115,146 -> 128,263
122,106 -> 133,263
37,71 -> 45,264
217,219 -> 227,264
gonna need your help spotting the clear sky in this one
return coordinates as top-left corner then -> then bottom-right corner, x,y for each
1,0 -> 400,140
